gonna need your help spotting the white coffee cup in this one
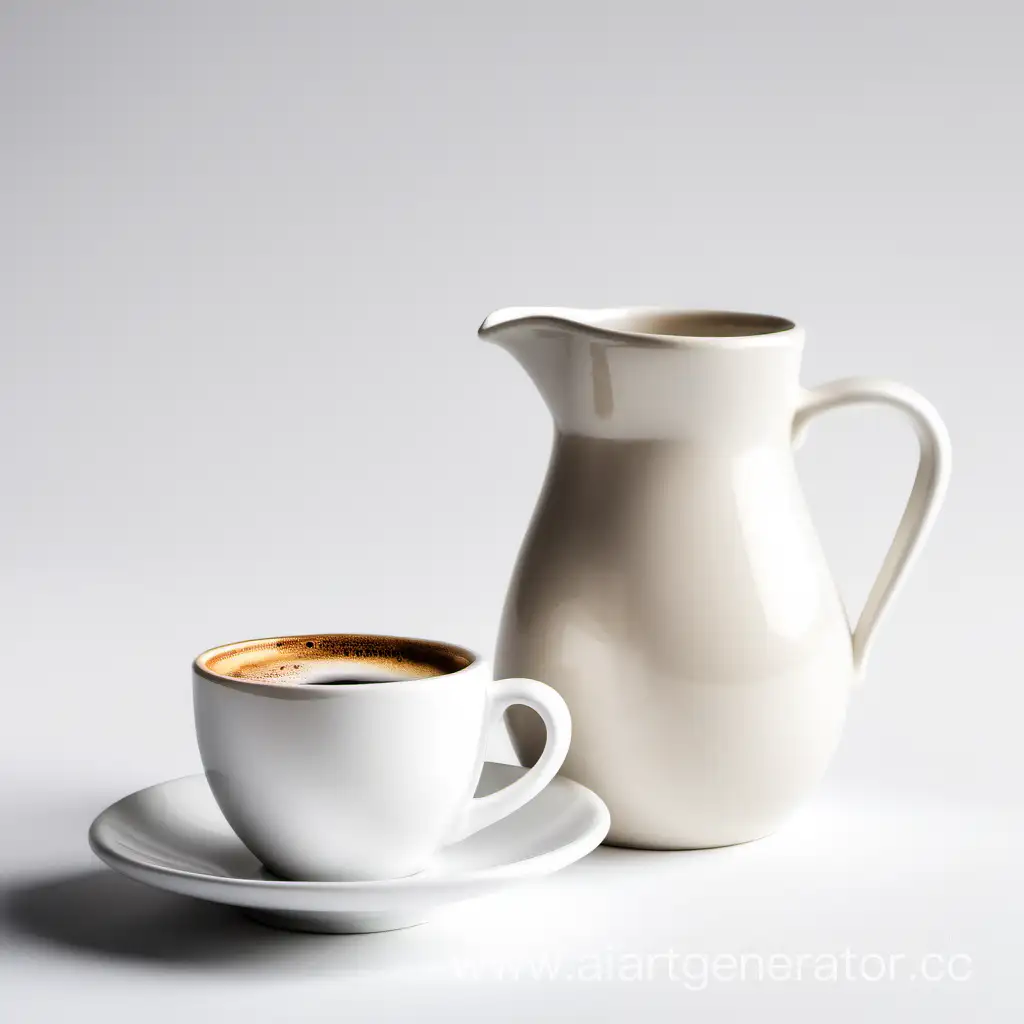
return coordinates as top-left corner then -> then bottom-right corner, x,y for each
192,633 -> 572,881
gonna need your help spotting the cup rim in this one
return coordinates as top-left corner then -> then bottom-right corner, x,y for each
193,632 -> 480,692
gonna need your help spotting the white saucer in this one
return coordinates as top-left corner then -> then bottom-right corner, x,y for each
88,763 -> 610,934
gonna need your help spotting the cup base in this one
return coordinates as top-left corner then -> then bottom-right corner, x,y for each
257,863 -> 429,884
245,907 -> 429,934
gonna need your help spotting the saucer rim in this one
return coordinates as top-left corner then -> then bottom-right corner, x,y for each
88,764 -> 611,893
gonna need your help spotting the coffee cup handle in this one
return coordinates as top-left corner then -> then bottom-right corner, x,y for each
448,678 -> 572,843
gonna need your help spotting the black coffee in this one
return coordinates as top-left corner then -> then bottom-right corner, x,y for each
197,633 -> 473,686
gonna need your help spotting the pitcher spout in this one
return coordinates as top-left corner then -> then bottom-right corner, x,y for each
478,307 -> 596,343
479,308 -> 597,429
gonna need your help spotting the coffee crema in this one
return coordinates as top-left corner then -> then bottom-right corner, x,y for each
195,634 -> 474,686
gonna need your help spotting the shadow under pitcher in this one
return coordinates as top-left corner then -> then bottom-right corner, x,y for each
480,307 -> 950,849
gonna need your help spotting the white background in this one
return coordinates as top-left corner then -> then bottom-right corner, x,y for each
1,1 -> 1020,1020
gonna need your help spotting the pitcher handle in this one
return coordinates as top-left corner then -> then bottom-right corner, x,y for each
793,377 -> 951,678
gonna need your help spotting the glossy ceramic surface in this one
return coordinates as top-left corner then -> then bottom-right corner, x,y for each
194,638 -> 571,881
88,764 -> 611,933
481,307 -> 951,849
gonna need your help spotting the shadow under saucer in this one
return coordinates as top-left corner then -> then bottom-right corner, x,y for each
0,868 -> 436,970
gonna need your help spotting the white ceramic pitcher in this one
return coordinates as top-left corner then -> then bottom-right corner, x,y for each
480,308 -> 950,849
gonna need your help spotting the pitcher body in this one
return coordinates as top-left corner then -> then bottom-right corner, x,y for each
481,308 -> 949,848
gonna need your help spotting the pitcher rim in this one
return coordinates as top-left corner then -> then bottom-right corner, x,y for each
479,307 -> 803,348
